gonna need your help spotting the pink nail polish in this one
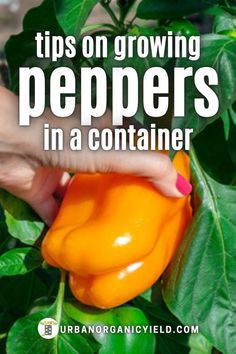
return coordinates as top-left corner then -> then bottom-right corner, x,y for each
176,173 -> 192,196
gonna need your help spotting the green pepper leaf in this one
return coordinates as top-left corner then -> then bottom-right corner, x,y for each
0,191 -> 44,245
133,285 -> 212,354
6,309 -> 98,354
213,8 -> 236,33
0,248 -> 42,277
137,0 -> 217,20
23,0 -> 63,32
163,146 -> 236,354
54,0 -> 100,39
189,333 -> 212,354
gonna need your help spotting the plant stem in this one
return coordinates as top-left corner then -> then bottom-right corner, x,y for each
51,269 -> 66,354
81,23 -> 117,35
127,14 -> 137,30
101,2 -> 122,30
224,0 -> 230,7
55,269 -> 66,325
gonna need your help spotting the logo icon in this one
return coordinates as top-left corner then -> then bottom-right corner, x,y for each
38,318 -> 59,339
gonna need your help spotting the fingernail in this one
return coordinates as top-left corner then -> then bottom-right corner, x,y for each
176,173 -> 192,196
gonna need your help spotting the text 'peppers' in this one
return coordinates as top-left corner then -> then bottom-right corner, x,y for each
42,151 -> 192,309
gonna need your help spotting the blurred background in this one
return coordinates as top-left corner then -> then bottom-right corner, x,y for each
0,0 -> 113,48
0,0 -> 41,47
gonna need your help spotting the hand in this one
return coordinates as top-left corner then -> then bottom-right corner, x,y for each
0,87 -> 192,225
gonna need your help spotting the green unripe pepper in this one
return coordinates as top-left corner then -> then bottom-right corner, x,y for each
64,301 -> 156,354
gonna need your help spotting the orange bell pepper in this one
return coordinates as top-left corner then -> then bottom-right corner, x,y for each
42,150 -> 192,308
